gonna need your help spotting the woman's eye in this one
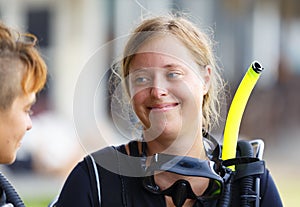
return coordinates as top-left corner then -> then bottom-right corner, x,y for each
167,71 -> 182,79
136,77 -> 147,83
133,76 -> 151,85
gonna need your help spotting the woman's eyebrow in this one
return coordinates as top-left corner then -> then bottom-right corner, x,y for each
131,64 -> 184,72
164,63 -> 184,69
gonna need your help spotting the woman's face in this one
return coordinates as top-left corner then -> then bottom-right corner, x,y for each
128,35 -> 210,140
0,92 -> 35,164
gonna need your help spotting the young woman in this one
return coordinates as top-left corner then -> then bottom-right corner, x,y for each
0,22 -> 47,205
54,15 -> 282,207
0,22 -> 47,164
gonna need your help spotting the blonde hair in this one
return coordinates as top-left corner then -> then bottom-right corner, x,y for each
0,22 -> 47,110
121,15 -> 224,131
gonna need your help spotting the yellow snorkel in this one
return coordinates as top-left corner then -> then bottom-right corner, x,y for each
222,61 -> 264,170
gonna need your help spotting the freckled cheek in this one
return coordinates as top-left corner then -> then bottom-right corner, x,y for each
131,94 -> 151,125
170,85 -> 192,102
131,88 -> 149,105
179,86 -> 204,109
132,104 -> 150,128
15,115 -> 31,135
132,94 -> 146,114
129,85 -> 149,100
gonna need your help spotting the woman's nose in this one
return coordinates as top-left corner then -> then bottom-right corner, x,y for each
150,86 -> 168,98
150,77 -> 168,98
26,117 -> 33,131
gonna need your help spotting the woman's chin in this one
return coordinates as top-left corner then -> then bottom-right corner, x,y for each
144,126 -> 181,142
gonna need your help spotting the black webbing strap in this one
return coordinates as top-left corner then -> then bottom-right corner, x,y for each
234,160 -> 265,181
222,157 -> 265,181
128,141 -> 140,156
84,156 -> 101,207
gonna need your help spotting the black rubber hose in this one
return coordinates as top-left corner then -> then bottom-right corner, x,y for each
216,167 -> 234,207
217,180 -> 231,206
0,172 -> 25,207
237,141 -> 255,207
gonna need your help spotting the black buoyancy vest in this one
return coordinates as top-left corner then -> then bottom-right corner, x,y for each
85,139 -> 266,207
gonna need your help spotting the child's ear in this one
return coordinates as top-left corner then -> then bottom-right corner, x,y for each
203,65 -> 211,94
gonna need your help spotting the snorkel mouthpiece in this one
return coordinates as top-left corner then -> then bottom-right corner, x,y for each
165,179 -> 196,207
252,61 -> 264,74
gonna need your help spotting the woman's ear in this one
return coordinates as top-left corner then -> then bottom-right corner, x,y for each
203,65 -> 211,95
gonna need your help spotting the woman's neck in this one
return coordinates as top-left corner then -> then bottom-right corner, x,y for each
144,129 -> 207,160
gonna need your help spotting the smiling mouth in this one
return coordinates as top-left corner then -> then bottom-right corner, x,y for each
148,103 -> 179,111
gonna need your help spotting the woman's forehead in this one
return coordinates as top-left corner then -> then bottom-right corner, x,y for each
135,35 -> 189,58
129,35 -> 197,70
130,52 -> 185,68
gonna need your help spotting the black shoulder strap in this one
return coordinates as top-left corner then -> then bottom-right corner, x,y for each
128,140 -> 140,156
84,156 -> 101,207
259,167 -> 268,198
87,145 -> 132,207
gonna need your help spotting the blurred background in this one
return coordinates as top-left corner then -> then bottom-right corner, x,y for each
0,0 -> 299,206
